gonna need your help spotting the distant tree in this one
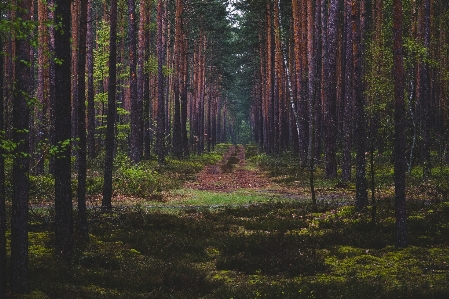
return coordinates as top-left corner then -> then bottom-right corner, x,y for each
137,0 -> 146,158
11,0 -> 32,293
393,0 -> 407,249
86,0 -> 95,159
341,0 -> 354,182
156,0 -> 166,164
419,0 -> 431,177
172,0 -> 183,158
129,0 -> 142,163
102,0 -> 118,209
54,0 -> 74,256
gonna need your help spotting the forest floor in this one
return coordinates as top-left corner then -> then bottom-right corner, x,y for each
13,144 -> 449,298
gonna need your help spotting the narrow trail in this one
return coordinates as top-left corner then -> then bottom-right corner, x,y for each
184,145 -> 270,192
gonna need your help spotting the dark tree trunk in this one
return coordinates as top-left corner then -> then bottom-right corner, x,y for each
0,26 -> 6,299
129,0 -> 142,163
156,0 -> 166,164
77,0 -> 89,242
342,0 -> 353,182
54,0 -> 74,257
102,0 -> 118,209
87,0 -> 96,159
420,0 -> 431,177
393,0 -> 407,249
11,0 -> 32,293
353,0 -> 368,210
324,0 -> 338,179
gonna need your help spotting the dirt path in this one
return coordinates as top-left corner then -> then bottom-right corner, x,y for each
184,145 -> 271,192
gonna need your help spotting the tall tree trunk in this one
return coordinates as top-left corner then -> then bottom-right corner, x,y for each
324,0 -> 338,179
54,0 -> 73,257
129,0 -> 142,163
77,0 -> 89,242
36,0 -> 50,175
71,0 -> 80,160
172,0 -> 183,158
353,0 -> 368,210
0,23 -> 6,299
87,0 -> 96,159
181,32 -> 189,157
393,0 -> 407,249
307,0 -> 317,212
48,0 -> 56,175
102,0 -> 118,209
137,0 -> 146,159
420,0 -> 431,177
156,0 -> 166,164
12,0 -> 32,293
342,0 -> 353,182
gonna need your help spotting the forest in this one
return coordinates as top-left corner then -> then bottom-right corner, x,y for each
0,0 -> 449,298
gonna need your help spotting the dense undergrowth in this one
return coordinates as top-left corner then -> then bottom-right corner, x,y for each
3,144 -> 449,298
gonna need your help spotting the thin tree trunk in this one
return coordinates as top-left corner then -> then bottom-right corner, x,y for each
393,0 -> 407,249
420,0 -> 431,177
307,0 -> 317,212
172,0 -> 183,158
71,0 -> 80,160
77,0 -> 89,242
156,0 -> 166,164
12,0 -> 32,292
129,0 -> 142,163
102,0 -> 118,209
342,0 -> 353,182
87,0 -> 96,159
353,0 -> 368,210
137,0 -> 146,159
0,24 -> 6,299
324,0 -> 338,179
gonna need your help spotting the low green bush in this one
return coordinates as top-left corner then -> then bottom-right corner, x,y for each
114,164 -> 160,198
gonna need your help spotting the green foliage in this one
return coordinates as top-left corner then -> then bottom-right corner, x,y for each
114,161 -> 160,198
29,175 -> 54,202
19,195 -> 449,298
